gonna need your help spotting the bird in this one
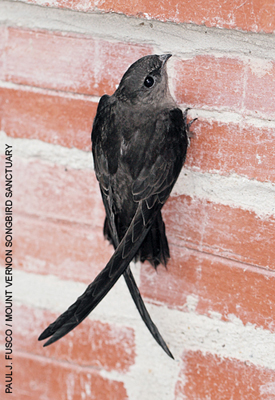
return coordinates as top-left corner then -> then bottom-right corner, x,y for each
38,54 -> 196,358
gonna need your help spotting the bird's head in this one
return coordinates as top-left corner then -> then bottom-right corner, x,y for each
115,54 -> 172,106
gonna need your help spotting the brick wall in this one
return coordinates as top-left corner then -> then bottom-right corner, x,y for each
1,0 -> 275,399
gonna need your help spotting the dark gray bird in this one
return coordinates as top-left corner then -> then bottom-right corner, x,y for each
38,54 -> 195,358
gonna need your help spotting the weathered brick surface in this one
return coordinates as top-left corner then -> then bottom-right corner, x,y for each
163,195 -> 275,270
174,56 -> 275,120
245,60 -> 275,119
0,27 -> 5,81
11,214 -> 113,283
175,56 -> 245,112
17,0 -> 275,33
2,27 -> 152,97
176,351 -> 275,399
11,157 -> 104,226
0,303 -> 135,372
0,87 -> 96,151
141,245 -> 275,332
186,120 -> 275,183
0,351 -> 128,400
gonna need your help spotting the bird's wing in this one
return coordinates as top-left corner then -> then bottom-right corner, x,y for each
38,105 -> 187,352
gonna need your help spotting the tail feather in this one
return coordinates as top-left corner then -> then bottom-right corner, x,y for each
139,211 -> 170,268
104,211 -> 170,268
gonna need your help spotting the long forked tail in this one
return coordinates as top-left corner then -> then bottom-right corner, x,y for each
38,201 -> 173,358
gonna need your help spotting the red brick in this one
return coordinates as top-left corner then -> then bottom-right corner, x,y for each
0,303 -> 135,372
0,27 -> 6,81
186,119 -> 275,183
176,351 -> 275,399
163,195 -> 275,270
245,60 -> 275,119
0,87 -> 96,150
99,0 -> 275,34
174,56 -> 245,112
4,27 -> 152,96
21,0 -> 275,33
8,213 -> 113,283
8,157 -> 105,226
141,245 -> 275,332
0,92 -> 3,131
0,351 -> 128,400
175,56 -> 275,119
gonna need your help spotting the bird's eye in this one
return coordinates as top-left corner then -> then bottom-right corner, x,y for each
144,76 -> 154,88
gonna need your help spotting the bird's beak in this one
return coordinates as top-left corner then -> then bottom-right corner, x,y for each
159,54 -> 172,66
